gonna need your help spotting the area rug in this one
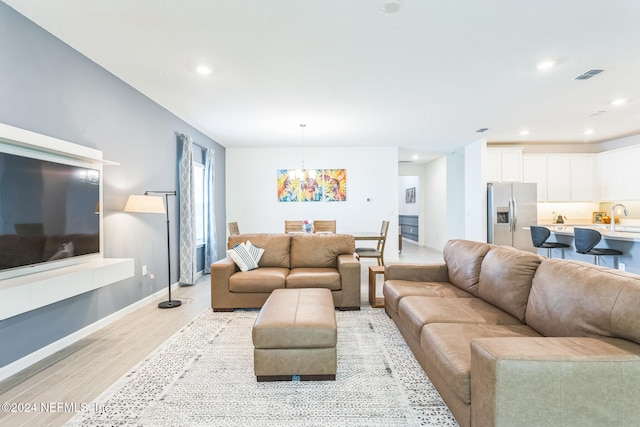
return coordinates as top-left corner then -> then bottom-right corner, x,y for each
66,308 -> 458,426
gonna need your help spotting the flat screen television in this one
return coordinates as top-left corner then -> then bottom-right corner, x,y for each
0,149 -> 100,274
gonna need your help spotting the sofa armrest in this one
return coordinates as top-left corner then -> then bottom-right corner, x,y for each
384,263 -> 449,282
210,257 -> 237,309
470,337 -> 640,427
337,254 -> 361,308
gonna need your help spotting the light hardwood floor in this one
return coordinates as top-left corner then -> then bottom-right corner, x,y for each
0,240 -> 442,427
0,279 -> 211,427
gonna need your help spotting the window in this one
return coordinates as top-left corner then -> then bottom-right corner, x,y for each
193,162 -> 205,245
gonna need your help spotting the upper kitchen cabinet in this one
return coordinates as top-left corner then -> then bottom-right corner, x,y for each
522,156 -> 547,201
570,155 -> 594,201
523,154 -> 593,202
596,146 -> 640,201
546,156 -> 572,201
486,147 -> 523,182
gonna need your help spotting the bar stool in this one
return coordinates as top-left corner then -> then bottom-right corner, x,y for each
530,226 -> 570,258
574,227 -> 622,266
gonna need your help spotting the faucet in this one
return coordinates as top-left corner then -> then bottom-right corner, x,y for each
611,203 -> 629,232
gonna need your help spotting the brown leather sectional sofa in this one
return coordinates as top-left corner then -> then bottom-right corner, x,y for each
384,239 -> 640,427
210,233 -> 361,311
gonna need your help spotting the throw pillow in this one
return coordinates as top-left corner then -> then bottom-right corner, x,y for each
244,240 -> 265,264
228,241 -> 264,272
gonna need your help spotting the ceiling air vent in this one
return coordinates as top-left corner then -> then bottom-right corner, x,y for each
476,128 -> 489,133
574,69 -> 604,80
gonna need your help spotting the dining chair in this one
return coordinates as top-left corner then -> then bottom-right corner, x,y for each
228,221 -> 240,236
284,220 -> 304,233
355,220 -> 390,266
313,220 -> 336,233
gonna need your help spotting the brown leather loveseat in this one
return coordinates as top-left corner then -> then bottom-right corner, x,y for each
211,233 -> 360,311
384,239 -> 640,427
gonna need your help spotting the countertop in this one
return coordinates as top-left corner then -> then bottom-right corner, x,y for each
542,224 -> 640,242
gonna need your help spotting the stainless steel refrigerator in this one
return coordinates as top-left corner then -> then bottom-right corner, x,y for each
487,182 -> 538,252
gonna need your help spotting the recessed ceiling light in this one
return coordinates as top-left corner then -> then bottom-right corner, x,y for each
584,129 -> 595,135
196,65 -> 212,75
611,98 -> 627,106
381,0 -> 402,13
520,130 -> 530,136
412,154 -> 419,160
536,60 -> 556,71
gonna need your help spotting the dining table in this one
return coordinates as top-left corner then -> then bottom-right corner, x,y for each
348,231 -> 383,241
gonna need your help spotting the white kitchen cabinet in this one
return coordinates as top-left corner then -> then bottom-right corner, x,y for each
486,148 -> 522,182
626,147 -> 640,200
524,154 -> 594,202
597,146 -> 640,201
546,156 -> 571,201
486,149 -> 501,182
522,156 -> 547,202
570,155 -> 594,201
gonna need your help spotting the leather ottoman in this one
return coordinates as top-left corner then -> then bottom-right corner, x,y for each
252,288 -> 337,381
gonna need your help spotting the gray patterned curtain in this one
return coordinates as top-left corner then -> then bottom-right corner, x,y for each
179,134 -> 196,285
204,148 -> 217,273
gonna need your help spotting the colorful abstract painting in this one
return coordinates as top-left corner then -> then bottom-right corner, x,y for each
322,169 -> 347,202
277,169 -> 346,202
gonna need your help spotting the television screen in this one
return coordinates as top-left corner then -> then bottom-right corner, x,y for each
0,150 -> 100,271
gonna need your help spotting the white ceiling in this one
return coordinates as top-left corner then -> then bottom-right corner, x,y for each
4,0 -> 640,162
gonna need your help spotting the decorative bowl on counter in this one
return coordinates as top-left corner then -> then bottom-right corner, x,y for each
602,216 -> 619,224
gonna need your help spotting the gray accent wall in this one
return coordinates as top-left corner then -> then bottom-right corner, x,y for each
0,4 -> 226,367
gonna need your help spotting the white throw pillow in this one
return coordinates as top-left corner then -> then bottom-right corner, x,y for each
227,241 -> 264,272
245,240 -> 265,264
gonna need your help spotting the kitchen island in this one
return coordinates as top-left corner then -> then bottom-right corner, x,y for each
537,224 -> 640,274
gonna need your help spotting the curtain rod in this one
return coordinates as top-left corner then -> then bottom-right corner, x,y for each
176,132 -> 208,150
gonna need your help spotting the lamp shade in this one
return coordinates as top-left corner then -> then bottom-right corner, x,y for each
124,194 -> 166,214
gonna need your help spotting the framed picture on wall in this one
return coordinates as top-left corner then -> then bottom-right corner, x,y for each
405,187 -> 416,203
277,168 -> 346,202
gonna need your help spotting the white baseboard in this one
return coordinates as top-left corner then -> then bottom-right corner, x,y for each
0,282 -> 179,382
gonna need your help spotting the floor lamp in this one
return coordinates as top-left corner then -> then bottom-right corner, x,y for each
124,190 -> 181,309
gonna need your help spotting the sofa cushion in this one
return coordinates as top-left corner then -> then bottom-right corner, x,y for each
290,234 -> 355,268
286,268 -> 342,291
527,259 -> 640,345
384,280 -> 474,314
228,234 -> 291,268
229,267 -> 289,293
421,323 -> 541,404
398,296 -> 522,344
478,246 -> 541,322
443,239 -> 492,296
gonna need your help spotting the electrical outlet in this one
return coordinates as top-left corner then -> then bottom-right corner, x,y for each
142,265 -> 147,276
619,262 -> 626,271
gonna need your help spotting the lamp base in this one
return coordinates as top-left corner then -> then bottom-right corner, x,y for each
158,300 -> 182,309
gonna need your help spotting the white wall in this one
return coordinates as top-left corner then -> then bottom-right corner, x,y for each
400,152 -> 467,252
226,146 -> 399,260
398,176 -> 419,216
464,139 -> 487,242
399,164 -> 426,245
424,156 -> 448,249
446,151 -> 466,240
